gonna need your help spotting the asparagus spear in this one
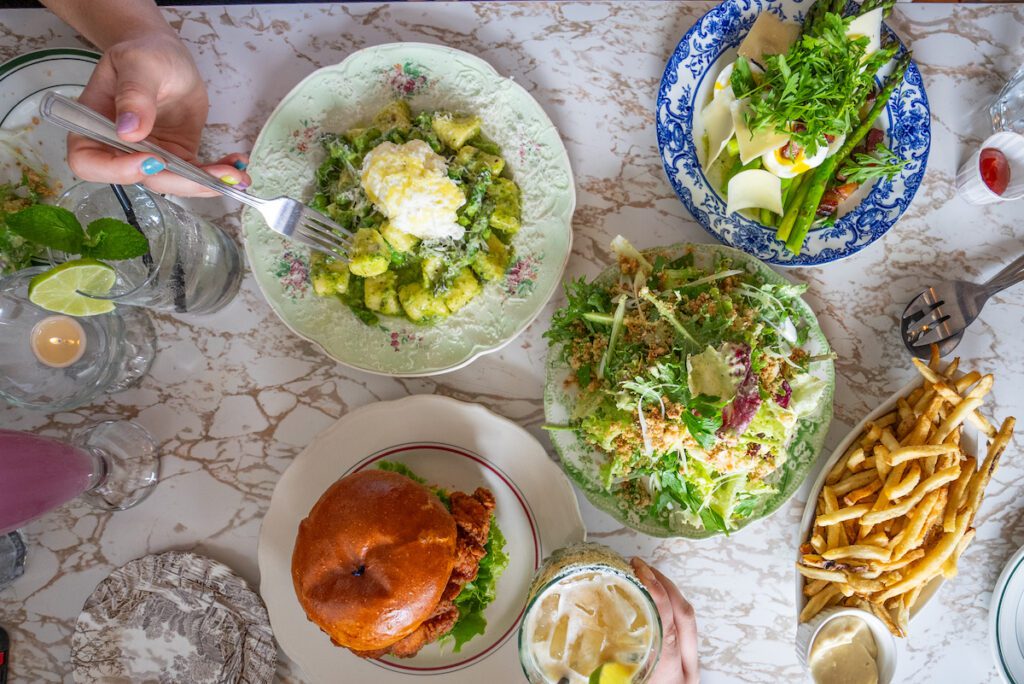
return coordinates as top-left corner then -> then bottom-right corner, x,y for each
783,53 -> 911,254
776,174 -> 809,241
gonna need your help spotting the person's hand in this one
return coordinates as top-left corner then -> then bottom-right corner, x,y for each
632,557 -> 700,684
68,31 -> 250,197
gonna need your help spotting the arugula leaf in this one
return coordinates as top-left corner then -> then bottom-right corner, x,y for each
729,57 -> 757,98
81,218 -> 150,260
742,12 -> 891,153
6,205 -> 84,254
839,142 -> 909,183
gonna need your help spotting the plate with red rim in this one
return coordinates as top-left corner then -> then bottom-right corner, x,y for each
257,394 -> 585,682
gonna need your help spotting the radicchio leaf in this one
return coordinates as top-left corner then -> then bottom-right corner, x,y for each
775,379 -> 792,409
718,343 -> 761,436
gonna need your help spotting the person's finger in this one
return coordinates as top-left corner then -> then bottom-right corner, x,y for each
108,56 -> 162,142
631,558 -> 679,652
217,152 -> 250,172
65,137 -> 166,186
201,162 -> 251,189
650,565 -> 700,684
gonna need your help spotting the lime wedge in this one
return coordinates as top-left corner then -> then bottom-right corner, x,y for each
589,662 -> 637,684
28,258 -> 117,316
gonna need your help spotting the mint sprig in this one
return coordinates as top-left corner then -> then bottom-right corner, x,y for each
82,218 -> 150,260
6,204 -> 149,261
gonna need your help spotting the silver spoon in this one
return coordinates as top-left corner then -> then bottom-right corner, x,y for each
901,253 -> 1024,359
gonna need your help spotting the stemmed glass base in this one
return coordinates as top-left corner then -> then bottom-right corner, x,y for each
78,421 -> 159,511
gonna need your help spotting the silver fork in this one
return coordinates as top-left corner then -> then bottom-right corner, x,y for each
38,92 -> 351,258
901,253 -> 1024,357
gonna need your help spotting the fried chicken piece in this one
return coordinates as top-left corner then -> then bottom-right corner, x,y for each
355,487 -> 496,660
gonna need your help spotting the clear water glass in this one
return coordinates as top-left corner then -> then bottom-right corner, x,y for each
55,182 -> 243,314
991,64 -> 1024,134
0,266 -> 156,411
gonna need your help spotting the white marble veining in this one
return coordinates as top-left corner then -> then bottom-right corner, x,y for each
0,3 -> 1022,683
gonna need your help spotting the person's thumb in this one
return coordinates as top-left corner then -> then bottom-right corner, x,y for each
111,58 -> 160,143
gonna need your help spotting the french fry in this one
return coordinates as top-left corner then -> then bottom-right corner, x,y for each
816,504 -> 872,527
860,424 -> 882,450
826,444 -> 860,485
888,444 -> 956,467
810,533 -> 827,554
869,549 -> 925,573
823,545 -> 892,562
833,469 -> 878,496
803,578 -> 830,596
941,528 -> 976,579
874,444 -> 891,480
943,456 -> 976,533
863,466 -> 960,526
845,479 -> 883,506
891,489 -> 941,560
963,417 -> 1015,526
800,584 -> 842,623
847,448 -> 867,471
883,462 -> 919,500
878,512 -> 971,601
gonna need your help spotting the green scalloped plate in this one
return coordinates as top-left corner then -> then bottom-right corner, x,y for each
242,43 -> 575,376
544,243 -> 835,538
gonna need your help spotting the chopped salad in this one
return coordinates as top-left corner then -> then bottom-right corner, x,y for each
308,101 -> 522,326
0,168 -> 52,275
546,238 -> 829,532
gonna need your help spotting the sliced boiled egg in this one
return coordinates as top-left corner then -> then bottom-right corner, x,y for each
761,140 -> 829,179
714,62 -> 735,94
847,8 -> 884,59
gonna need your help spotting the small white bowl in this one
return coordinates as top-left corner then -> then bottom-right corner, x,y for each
956,131 -> 1024,204
796,607 -> 898,684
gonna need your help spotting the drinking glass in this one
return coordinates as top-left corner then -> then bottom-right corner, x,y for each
54,182 -> 243,314
0,421 -> 158,537
991,64 -> 1024,134
0,266 -> 156,411
519,543 -> 662,684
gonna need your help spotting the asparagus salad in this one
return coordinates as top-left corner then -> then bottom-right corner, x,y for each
700,0 -> 911,254
545,238 -> 829,533
308,101 -> 522,326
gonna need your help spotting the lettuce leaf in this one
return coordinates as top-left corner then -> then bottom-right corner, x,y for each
444,516 -> 509,652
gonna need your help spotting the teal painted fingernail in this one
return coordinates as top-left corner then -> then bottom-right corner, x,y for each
233,160 -> 248,171
141,157 -> 164,175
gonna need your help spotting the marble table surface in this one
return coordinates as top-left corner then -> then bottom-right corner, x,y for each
1,3 -> 1022,683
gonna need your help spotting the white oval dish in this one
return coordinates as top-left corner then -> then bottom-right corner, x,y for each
794,375 -> 981,637
257,395 -> 586,683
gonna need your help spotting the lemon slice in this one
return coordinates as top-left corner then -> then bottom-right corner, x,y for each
28,258 -> 117,316
589,662 -> 638,684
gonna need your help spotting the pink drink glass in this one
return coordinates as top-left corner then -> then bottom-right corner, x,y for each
0,421 -> 158,536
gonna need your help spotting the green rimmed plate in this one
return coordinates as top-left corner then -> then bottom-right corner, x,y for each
544,242 -> 835,538
0,48 -> 99,191
242,43 -> 575,376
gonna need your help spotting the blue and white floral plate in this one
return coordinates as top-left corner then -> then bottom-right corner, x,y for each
656,0 -> 930,266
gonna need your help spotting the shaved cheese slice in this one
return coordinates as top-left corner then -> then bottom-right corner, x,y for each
726,169 -> 783,216
738,12 -> 801,65
847,8 -> 883,58
730,99 -> 790,164
701,86 -> 736,166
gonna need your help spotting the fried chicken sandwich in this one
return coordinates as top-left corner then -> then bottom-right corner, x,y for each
291,466 -> 507,658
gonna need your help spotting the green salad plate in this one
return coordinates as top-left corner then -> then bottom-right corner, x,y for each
242,43 -> 575,376
545,243 -> 835,538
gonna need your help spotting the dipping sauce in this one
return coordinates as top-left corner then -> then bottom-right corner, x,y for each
979,147 -> 1011,196
523,570 -> 655,684
809,615 -> 879,684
